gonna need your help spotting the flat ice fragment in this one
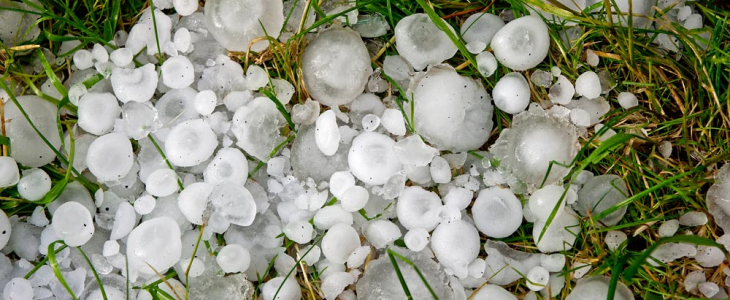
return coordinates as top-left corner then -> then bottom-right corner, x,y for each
679,211 -> 708,226
586,49 -> 599,66
658,219 -> 679,237
393,135 -> 438,166
395,14 -> 458,71
493,72 -> 530,114
699,282 -> 719,298
695,245 -> 724,267
353,13 -> 390,38
491,15 -> 550,71
382,55 -> 411,81
110,202 -> 135,240
122,102 -> 162,140
530,70 -> 553,88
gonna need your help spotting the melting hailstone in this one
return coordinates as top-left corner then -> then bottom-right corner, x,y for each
322,223 -> 360,264
86,133 -> 134,182
204,0 -> 284,52
460,13 -> 505,47
394,14 -> 458,71
397,186 -> 442,231
210,182 -> 257,226
348,132 -> 403,185
217,244 -> 251,274
407,65 -> 493,151
127,217 -> 182,275
78,93 -> 121,135
204,148 -> 249,186
315,110 -> 341,156
574,174 -> 629,226
491,15 -> 550,71
492,72 -> 531,114
301,27 -> 373,107
472,187 -> 523,238
165,119 -> 217,167
51,202 -> 95,247
4,95 -> 62,167
177,182 -> 213,225
430,219 -> 480,279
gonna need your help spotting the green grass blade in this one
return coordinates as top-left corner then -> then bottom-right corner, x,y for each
48,240 -> 80,300
77,247 -> 109,300
386,248 -> 413,300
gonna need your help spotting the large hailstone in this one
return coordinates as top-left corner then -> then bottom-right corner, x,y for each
430,220 -> 480,279
490,106 -> 579,191
51,202 -> 95,247
406,65 -> 493,151
472,187 -> 523,238
301,27 -> 373,107
574,174 -> 629,226
708,164 -> 730,232
204,0 -> 284,52
86,133 -> 134,182
395,14 -> 458,71
4,95 -> 62,167
491,15 -> 550,71
565,276 -> 635,300
165,119 -> 217,167
347,132 -> 403,186
127,217 -> 182,276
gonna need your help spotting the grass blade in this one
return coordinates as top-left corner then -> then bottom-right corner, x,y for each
48,240 -> 79,300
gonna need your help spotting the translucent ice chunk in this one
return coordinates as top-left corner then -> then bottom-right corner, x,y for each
210,182 -> 257,226
52,202 -> 95,247
574,174 -> 629,226
3,278 -> 34,300
382,55 -> 412,81
407,65 -> 493,151
127,217 -> 182,275
493,72 -> 530,114
380,109 -> 407,136
302,27 -> 373,107
161,56 -> 194,89
431,220 -> 479,279
231,100 -> 285,162
110,202 -> 136,240
356,250 -> 453,299
549,75 -> 575,105
354,13 -> 390,38
348,132 -> 403,185
122,102 -> 162,140
290,125 -> 349,183
565,276 -> 634,300
204,0 -> 284,52
393,135 -> 439,166
87,133 -> 134,182
165,119 -> 217,167
476,51 -> 498,77
491,15 -> 550,71
533,208 -> 579,253
4,95 -> 62,167
395,14 -> 458,71
472,187 -> 523,238
461,13 -> 505,46
111,64 -> 158,103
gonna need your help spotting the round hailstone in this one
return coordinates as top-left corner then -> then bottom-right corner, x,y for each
322,223 -> 360,264
490,106 -> 579,190
111,64 -> 158,103
165,119 -> 217,167
526,266 -> 549,291
528,184 -> 575,221
3,278 -> 34,300
194,90 -> 217,116
493,72 -> 531,114
574,174 -> 629,226
122,101 -> 162,140
617,92 -> 638,109
217,244 -> 251,273
380,108 -> 406,136
575,71 -> 601,99
110,48 -> 133,67
73,49 -> 93,70
491,15 -> 550,71
658,219 -> 679,237
210,182 -> 257,226
348,132 -> 403,185
204,0 -> 284,52
301,27 -> 373,107
532,207 -> 580,253
0,157 -> 19,188
173,0 -> 197,16
78,92 -> 121,135
134,195 -> 156,215
246,65 -> 268,90
315,110 -> 341,156
204,148 -> 249,186
51,202 -> 95,247
161,56 -> 194,89
549,75 -> 575,105
261,277 -> 301,300
404,228 -> 430,252
407,65 -> 493,151
0,209 -> 11,249
540,253 -> 565,272
397,186 -> 442,231
340,185 -> 369,212
472,187 -> 523,238
283,220 -> 314,244
364,220 -> 401,249
17,168 -> 51,201
565,276 -> 634,300
145,168 -> 179,197
460,13 -> 505,46
329,171 -> 355,199
476,51 -> 498,77
87,133 -> 134,182
4,95 -> 62,167
605,230 -> 627,251
430,220 -> 480,279
362,114 -> 381,132
110,202 -> 136,240
313,205 -> 353,230
469,284 -> 518,300
177,182 -> 213,225
127,217 -> 182,275
394,13 -> 458,71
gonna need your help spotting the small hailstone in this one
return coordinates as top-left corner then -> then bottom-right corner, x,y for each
617,92 -> 638,109
575,71 -> 601,99
380,109 -> 406,136
466,41 -> 486,54
246,65 -> 268,90
110,202 -> 136,240
340,185 -> 369,212
86,133 -> 134,182
364,220 -> 401,249
658,141 -> 672,159
173,28 -> 191,52
699,282 -> 719,298
540,254 -> 565,272
658,219 -> 679,237
314,205 -> 353,230
404,228 -> 430,252
572,262 -> 592,279
468,258 -> 486,278
316,110 -> 341,156
382,55 -> 411,81
92,43 -> 109,63
110,48 -> 133,67
361,114 -> 380,132
52,202 -> 95,247
460,13 -> 505,46
526,266 -> 549,291
145,168 -> 179,197
3,278 -> 33,300
111,63 -> 158,103
431,220 -> 480,279
165,120 -> 217,167
570,108 -> 591,127
322,272 -> 354,300
394,13 -> 458,71
173,0 -> 197,16
549,75 -> 575,105
73,49 -> 94,70
397,186 -> 442,231
322,223 -> 361,264
67,83 -> 87,106
443,187 -> 473,211
476,51 -> 498,77
78,92 -> 121,135
685,271 -> 706,293
679,211 -> 708,226
528,184 -> 574,221
677,6 -> 692,21
103,240 -> 119,257
17,169 -> 51,201
262,277 -> 301,300
0,157 -> 20,188
329,171 -> 356,199
429,156 -> 451,184
472,187 -> 523,238
493,72 -> 530,114
585,49 -> 599,66
29,206 -> 49,227
530,70 -> 553,88
575,174 -> 629,226
695,245 -> 724,267
194,90 -> 217,116
177,182 -> 213,225
161,55 -> 194,89
683,14 -> 703,30
272,79 -> 295,105
491,15 -> 550,71
605,231 -> 627,251
284,220 -> 314,244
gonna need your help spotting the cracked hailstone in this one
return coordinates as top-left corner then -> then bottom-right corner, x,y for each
565,276 -> 635,300
302,27 -> 373,107
472,187 -> 523,238
348,132 -> 403,186
708,164 -> 730,232
491,15 -> 550,71
492,72 -> 531,114
574,174 -> 629,226
4,95 -> 62,167
490,106 -> 579,190
165,119 -> 217,167
407,65 -> 493,151
204,0 -> 284,52
395,13 -> 458,71
86,133 -> 134,182
127,217 -> 182,276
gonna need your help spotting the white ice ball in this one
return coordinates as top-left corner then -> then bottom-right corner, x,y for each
216,244 -> 251,273
52,201 -> 95,247
86,133 -> 134,182
165,119 -> 217,167
322,223 -> 360,264
493,72 -> 530,114
491,15 -> 550,71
